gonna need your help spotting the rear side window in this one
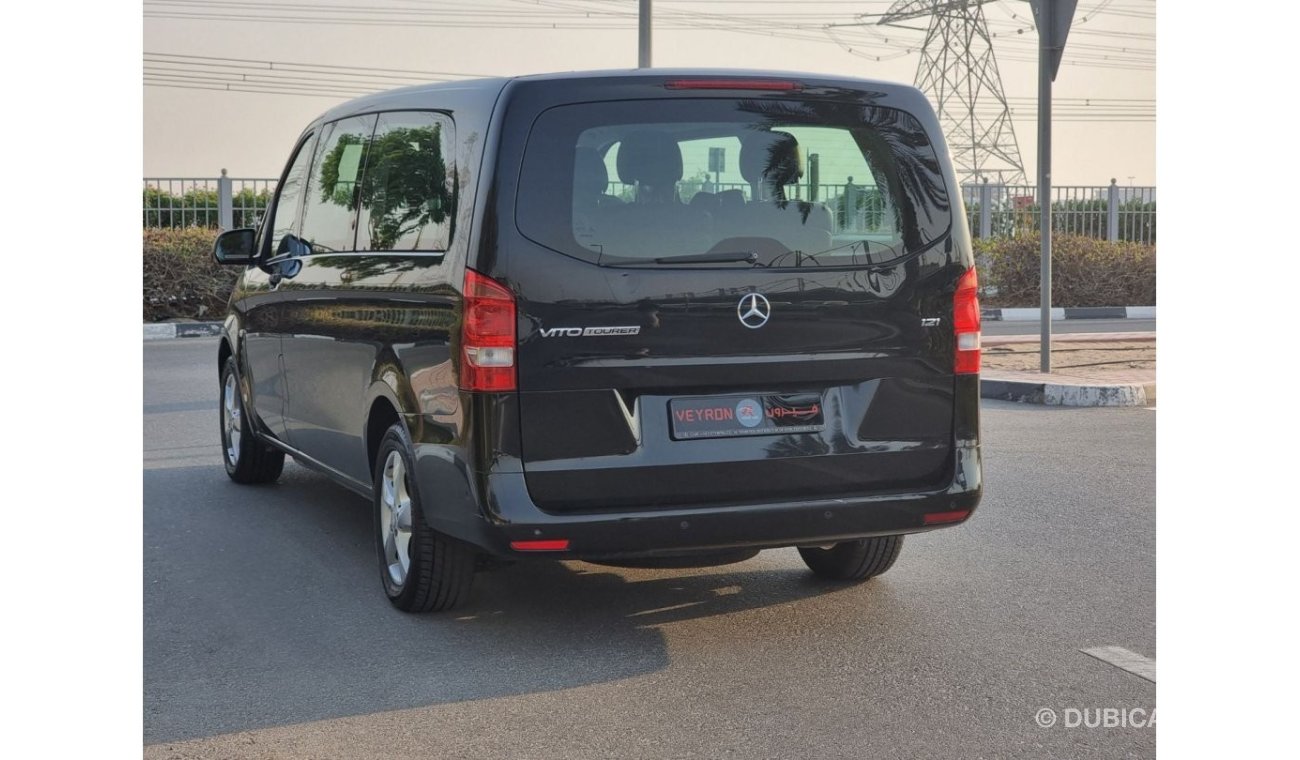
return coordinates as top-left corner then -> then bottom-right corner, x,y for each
516,98 -> 950,267
300,114 -> 378,254
356,111 -> 457,252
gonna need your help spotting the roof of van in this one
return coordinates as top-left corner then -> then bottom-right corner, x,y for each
510,67 -> 913,86
314,68 -> 923,125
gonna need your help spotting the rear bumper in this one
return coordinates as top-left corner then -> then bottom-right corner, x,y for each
422,442 -> 982,559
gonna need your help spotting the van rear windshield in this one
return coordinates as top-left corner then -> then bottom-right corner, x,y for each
515,98 -> 951,268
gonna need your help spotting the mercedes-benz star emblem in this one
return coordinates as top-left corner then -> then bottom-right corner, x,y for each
737,293 -> 771,329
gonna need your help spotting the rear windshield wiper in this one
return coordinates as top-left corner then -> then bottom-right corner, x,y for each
652,251 -> 757,265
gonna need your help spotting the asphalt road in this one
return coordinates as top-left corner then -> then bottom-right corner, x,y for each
983,317 -> 1155,335
144,338 -> 1155,759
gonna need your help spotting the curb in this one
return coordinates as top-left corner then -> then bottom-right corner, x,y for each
982,306 -> 1155,322
982,377 -> 1154,407
144,322 -> 223,340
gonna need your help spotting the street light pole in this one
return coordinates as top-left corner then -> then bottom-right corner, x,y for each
639,0 -> 652,68
1030,0 -> 1077,373
1038,0 -> 1053,373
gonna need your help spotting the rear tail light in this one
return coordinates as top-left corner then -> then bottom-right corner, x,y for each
923,509 -> 971,525
664,79 -> 803,91
510,539 -> 570,552
460,269 -> 516,392
953,267 -> 981,375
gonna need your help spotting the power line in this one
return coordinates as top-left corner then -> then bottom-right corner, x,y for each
143,0 -> 1154,69
142,51 -> 1150,111
144,52 -> 489,80
144,75 -> 1155,121
145,81 -> 365,100
141,52 -> 491,100
142,50 -> 1152,123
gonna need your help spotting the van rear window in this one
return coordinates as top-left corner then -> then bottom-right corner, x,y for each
515,98 -> 951,268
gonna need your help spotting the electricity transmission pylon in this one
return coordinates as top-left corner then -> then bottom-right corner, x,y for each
880,1 -> 1026,185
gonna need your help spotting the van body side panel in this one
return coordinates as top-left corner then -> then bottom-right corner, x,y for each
232,266 -> 291,441
278,255 -> 457,483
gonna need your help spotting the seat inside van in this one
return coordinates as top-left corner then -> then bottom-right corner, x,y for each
595,131 -> 712,260
571,128 -> 835,262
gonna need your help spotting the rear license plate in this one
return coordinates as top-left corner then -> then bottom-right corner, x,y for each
669,394 -> 825,440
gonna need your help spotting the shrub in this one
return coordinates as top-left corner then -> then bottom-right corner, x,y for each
143,227 -> 237,322
975,234 -> 1156,307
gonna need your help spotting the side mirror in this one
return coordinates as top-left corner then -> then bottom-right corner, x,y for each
213,228 -> 257,266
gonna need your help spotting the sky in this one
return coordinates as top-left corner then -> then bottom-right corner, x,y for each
142,0 -> 1155,185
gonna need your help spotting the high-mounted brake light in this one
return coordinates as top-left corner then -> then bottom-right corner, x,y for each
460,269 -> 517,392
665,79 -> 803,91
953,267 -> 981,375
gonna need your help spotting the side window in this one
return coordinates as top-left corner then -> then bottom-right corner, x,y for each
300,114 -> 378,254
269,132 -> 317,256
357,111 -> 456,252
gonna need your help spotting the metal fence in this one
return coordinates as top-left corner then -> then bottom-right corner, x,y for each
961,180 -> 1156,244
605,178 -> 1155,244
144,172 -> 1155,245
143,171 -> 276,229
608,179 -> 896,237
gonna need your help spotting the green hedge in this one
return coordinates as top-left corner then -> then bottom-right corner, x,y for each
143,186 -> 272,228
143,227 -> 237,322
975,234 -> 1156,308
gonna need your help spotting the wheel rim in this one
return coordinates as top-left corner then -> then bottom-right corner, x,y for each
223,374 -> 242,466
379,450 -> 414,587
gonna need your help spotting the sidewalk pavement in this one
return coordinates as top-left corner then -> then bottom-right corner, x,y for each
981,331 -> 1156,407
984,331 -> 1155,347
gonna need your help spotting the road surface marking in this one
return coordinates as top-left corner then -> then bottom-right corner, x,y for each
1081,646 -> 1156,683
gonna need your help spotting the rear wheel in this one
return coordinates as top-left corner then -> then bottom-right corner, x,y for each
373,423 -> 477,612
220,356 -> 284,484
798,535 -> 904,581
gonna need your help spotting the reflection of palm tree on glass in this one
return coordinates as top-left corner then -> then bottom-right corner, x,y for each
765,434 -> 832,459
319,124 -> 454,251
318,132 -> 366,209
331,255 -> 419,282
736,99 -> 948,253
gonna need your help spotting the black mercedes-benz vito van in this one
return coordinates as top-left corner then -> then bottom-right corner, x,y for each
212,69 -> 982,612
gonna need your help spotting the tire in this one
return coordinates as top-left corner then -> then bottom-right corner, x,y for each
798,535 -> 904,581
373,422 -> 477,612
220,356 -> 285,484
